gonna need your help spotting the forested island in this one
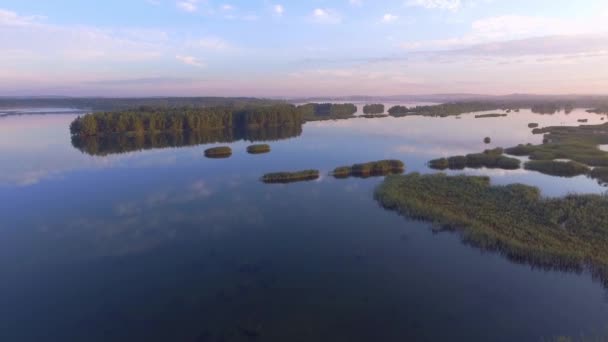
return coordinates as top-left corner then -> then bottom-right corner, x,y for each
72,125 -> 301,156
362,104 -> 385,115
387,102 -> 502,117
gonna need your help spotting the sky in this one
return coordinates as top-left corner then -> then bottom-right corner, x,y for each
1,0 -> 608,97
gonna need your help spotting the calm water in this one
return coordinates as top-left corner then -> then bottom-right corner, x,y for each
1,108 -> 607,342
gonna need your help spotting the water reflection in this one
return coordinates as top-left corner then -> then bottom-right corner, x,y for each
71,125 -> 302,156
2,109 -> 608,341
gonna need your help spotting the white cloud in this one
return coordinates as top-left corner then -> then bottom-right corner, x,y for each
196,36 -> 230,50
406,0 -> 462,11
402,15 -> 608,51
176,0 -> 198,12
221,4 -> 235,11
382,13 -> 398,23
274,4 -> 284,16
349,0 -> 363,7
176,55 -> 205,67
312,8 -> 341,24
0,8 -> 44,26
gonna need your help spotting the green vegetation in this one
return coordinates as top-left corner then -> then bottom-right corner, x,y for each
261,170 -> 320,183
70,104 -> 303,137
484,137 -> 491,144
429,148 -> 520,170
360,114 -> 389,119
0,97 -> 284,111
296,103 -> 357,121
204,146 -> 232,158
528,123 -> 539,128
388,102 -> 501,118
374,173 -> 608,284
332,160 -> 405,178
524,160 -> 590,177
247,144 -> 271,154
388,106 -> 409,116
505,123 -> 608,167
71,125 -> 301,156
363,104 -> 385,115
589,167 -> 608,184
475,113 -> 507,118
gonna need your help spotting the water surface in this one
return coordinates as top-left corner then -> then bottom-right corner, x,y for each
0,108 -> 607,341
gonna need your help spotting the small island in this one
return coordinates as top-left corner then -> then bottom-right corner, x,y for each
428,148 -> 520,170
204,146 -> 232,158
374,173 -> 608,285
363,104 -> 385,115
332,160 -> 405,178
261,170 -> 320,184
474,113 -> 508,119
247,144 -> 271,154
524,160 -> 590,177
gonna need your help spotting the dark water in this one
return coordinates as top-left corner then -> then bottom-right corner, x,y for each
1,108 -> 607,341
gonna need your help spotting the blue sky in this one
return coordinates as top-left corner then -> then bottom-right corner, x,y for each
1,0 -> 608,96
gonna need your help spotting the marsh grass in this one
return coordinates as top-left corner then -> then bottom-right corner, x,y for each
247,144 -> 271,154
332,160 -> 405,178
429,148 -> 520,170
261,170 -> 320,183
506,123 -> 608,167
475,113 -> 508,118
524,160 -> 590,177
589,167 -> 608,184
375,173 -> 608,285
204,146 -> 232,158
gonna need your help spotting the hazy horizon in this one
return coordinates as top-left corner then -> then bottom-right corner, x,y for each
2,0 -> 608,97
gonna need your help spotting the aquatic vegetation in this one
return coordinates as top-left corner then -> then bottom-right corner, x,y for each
204,146 -> 232,158
363,104 -> 385,115
247,144 -> 271,154
524,160 -> 590,177
528,123 -> 539,128
430,148 -> 520,170
484,137 -> 491,144
505,122 -> 608,167
475,113 -> 507,118
332,160 -> 405,178
261,170 -> 320,183
375,173 -> 608,285
388,102 -> 501,118
589,167 -> 608,184
359,114 -> 389,119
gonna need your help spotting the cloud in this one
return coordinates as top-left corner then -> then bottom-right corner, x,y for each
406,0 -> 462,11
176,55 -> 205,67
273,4 -> 284,16
221,4 -> 235,11
349,0 -> 363,7
176,0 -> 198,12
0,8 -> 44,26
312,8 -> 341,24
382,13 -> 398,23
196,36 -> 230,50
402,15 -> 608,52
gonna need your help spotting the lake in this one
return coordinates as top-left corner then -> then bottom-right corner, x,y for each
0,107 -> 607,341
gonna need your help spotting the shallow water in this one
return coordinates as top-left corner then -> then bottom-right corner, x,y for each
0,108 -> 607,341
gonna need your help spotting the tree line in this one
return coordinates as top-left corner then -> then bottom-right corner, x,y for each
70,103 -> 361,137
